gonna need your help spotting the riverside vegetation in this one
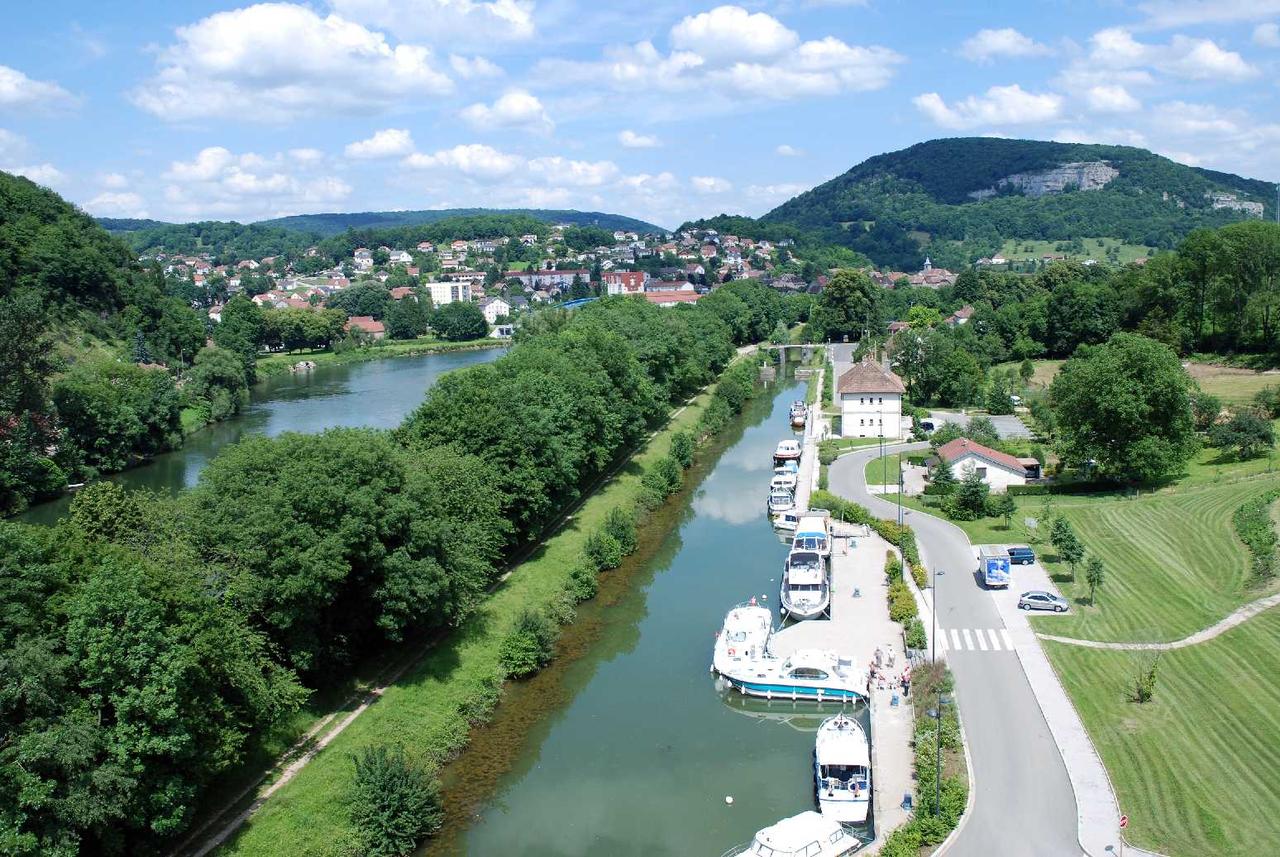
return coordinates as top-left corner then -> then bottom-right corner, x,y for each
0,280 -> 788,856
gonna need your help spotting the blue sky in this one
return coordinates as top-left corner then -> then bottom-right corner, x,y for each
1,0 -> 1277,229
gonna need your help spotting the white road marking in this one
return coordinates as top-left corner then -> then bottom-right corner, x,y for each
937,630 -> 948,652
951,629 -> 962,650
976,630 -> 989,651
962,629 -> 974,650
1001,629 -> 1014,650
988,629 -> 1002,650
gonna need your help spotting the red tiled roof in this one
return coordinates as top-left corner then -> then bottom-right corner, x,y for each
345,315 -> 385,334
936,438 -> 1027,475
836,360 -> 905,395
642,290 -> 700,305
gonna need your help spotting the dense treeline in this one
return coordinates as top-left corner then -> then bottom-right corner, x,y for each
254,208 -> 663,238
884,221 -> 1280,409
0,173 -> 251,513
0,284 -> 782,854
761,138 -> 1274,270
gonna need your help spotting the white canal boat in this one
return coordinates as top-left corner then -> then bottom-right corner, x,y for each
771,468 -> 798,491
780,549 -> 829,620
774,439 -> 802,463
726,811 -> 861,857
791,513 -> 832,558
773,509 -> 802,532
712,603 -> 774,677
768,488 -> 796,514
790,400 -> 808,428
814,712 -> 872,824
719,648 -> 863,702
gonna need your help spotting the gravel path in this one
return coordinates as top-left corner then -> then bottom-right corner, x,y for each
1038,591 -> 1280,651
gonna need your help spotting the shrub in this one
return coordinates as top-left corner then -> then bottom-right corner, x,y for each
348,745 -> 443,857
1131,653 -> 1160,704
904,617 -> 927,650
818,441 -> 839,466
818,464 -> 829,491
669,430 -> 695,468
884,549 -> 903,581
1254,384 -> 1280,418
498,609 -> 559,678
584,530 -> 624,570
566,560 -> 600,602
1233,489 -> 1280,581
602,506 -> 638,555
641,455 -> 683,500
889,579 -> 917,623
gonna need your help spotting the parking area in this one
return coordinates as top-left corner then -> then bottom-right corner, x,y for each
973,543 -> 1071,618
929,411 -> 1033,440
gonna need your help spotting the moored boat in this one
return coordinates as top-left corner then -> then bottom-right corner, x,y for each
780,549 -> 829,620
774,439 -> 802,463
773,509 -> 802,532
792,512 -> 832,558
768,488 -> 796,513
720,648 -> 862,702
725,810 -> 861,857
712,602 -> 774,677
771,468 -> 798,491
790,400 -> 808,428
814,712 -> 872,823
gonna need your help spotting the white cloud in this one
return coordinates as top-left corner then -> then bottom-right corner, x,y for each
0,128 -> 29,161
449,54 -> 503,78
533,7 -> 901,108
8,163 -> 66,187
1139,0 -> 1280,28
403,143 -> 523,180
159,144 -> 352,220
691,175 -> 733,193
618,129 -> 659,148
1084,84 -> 1142,113
527,156 -> 619,187
85,191 -> 148,218
913,85 -> 1064,130
670,6 -> 799,61
345,128 -> 415,159
0,64 -> 75,110
776,144 -> 804,157
960,28 -> 1051,63
328,0 -> 534,47
132,3 -> 453,121
1255,23 -> 1280,46
1084,28 -> 1257,82
289,147 -> 326,164
100,172 -> 129,189
745,182 -> 807,200
461,89 -> 552,132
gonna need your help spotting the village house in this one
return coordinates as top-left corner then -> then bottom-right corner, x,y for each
388,250 -> 412,265
603,270 -> 646,295
934,438 -> 1029,493
425,281 -> 472,306
643,290 -> 700,308
944,305 -> 975,327
837,358 -> 905,440
479,295 -> 511,324
504,268 -> 588,290
345,316 -> 385,341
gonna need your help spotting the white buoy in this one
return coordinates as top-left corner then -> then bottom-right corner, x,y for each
725,795 -> 734,805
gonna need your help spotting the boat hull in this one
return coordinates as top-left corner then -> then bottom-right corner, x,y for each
780,592 -> 829,620
724,677 -> 862,702
818,796 -> 870,824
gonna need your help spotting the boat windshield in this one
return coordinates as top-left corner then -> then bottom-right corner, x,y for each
786,583 -> 824,592
819,764 -> 869,789
789,666 -> 829,680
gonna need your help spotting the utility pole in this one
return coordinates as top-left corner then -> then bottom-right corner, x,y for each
897,450 -> 904,525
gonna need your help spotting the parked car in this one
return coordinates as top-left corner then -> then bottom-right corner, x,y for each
1010,395 -> 1023,406
1018,590 -> 1068,612
919,420 -> 935,433
1007,546 -> 1036,565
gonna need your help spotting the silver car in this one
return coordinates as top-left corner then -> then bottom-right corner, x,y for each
1018,590 -> 1068,612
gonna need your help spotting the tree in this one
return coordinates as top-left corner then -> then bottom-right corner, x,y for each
1085,555 -> 1106,605
1208,410 -> 1276,460
187,346 -> 249,421
1050,333 -> 1196,484
964,416 -> 1000,448
326,283 -> 392,319
1019,358 -> 1035,386
348,745 -> 442,857
1050,516 -> 1084,580
991,492 -> 1017,529
929,457 -> 956,494
384,296 -> 431,340
212,295 -> 265,381
986,373 -> 1013,415
431,301 -> 488,341
0,289 -> 64,513
810,269 -> 880,342
1190,391 -> 1222,432
946,468 -> 989,521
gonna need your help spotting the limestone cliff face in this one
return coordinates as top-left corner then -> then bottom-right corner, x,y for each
968,161 -> 1119,200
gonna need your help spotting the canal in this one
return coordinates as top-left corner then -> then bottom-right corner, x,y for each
18,347 -> 505,525
430,377 -> 868,856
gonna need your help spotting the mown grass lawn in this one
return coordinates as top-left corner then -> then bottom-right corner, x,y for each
1045,611 -> 1280,857
219,389 -> 716,856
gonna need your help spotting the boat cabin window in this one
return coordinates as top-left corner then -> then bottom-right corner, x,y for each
789,666 -> 829,680
802,843 -> 821,857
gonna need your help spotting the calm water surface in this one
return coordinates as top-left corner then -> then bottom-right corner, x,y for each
19,347 -> 504,525
438,379 -> 869,857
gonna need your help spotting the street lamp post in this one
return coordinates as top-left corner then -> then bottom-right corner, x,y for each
931,566 -> 939,664
897,450 -> 904,525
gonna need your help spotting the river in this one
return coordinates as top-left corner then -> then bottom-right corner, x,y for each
18,347 -> 505,525
428,377 -> 870,856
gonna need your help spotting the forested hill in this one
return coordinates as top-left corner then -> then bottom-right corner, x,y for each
256,207 -> 666,236
759,137 -> 1277,270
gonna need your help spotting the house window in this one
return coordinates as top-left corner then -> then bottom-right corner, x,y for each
878,397 -> 883,404
860,419 -> 865,426
860,397 -> 865,404
976,467 -> 987,479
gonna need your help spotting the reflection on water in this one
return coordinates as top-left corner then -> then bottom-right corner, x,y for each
437,380 -> 857,857
16,347 -> 504,525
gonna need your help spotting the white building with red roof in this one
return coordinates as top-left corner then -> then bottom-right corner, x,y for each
836,358 -> 906,439
934,437 -> 1029,492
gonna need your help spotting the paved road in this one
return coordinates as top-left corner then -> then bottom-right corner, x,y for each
829,446 -> 1080,856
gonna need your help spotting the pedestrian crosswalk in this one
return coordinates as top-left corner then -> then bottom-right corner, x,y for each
937,627 -> 1016,652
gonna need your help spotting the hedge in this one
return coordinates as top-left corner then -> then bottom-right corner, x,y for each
1234,488 -> 1280,582
1007,480 -> 1120,496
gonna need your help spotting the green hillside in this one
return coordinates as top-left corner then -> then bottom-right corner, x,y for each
256,207 -> 667,236
761,137 -> 1276,270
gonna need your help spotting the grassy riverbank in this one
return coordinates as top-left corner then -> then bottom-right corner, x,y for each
254,336 -> 506,377
218,364 -> 750,855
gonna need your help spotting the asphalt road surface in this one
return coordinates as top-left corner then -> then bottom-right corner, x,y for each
830,446 -> 1079,856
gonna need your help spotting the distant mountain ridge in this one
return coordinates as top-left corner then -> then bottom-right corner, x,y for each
759,137 -> 1277,270
255,207 -> 667,236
